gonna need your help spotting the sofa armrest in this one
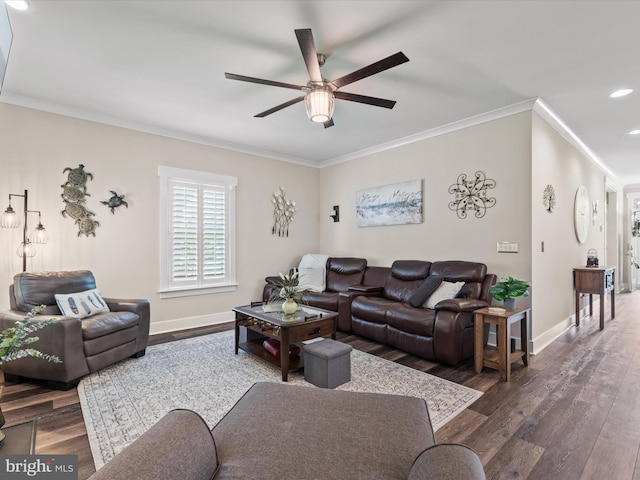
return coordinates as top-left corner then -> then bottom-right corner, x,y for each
408,443 -> 485,480
103,298 -> 151,353
434,298 -> 489,313
88,409 -> 219,480
103,298 -> 148,314
0,311 -> 91,383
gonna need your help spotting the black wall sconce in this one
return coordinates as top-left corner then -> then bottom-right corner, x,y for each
330,205 -> 340,222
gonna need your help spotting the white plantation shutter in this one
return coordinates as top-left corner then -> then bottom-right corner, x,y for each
159,166 -> 237,297
202,185 -> 226,280
171,181 -> 199,283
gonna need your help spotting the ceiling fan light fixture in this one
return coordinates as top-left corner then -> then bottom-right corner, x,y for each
609,88 -> 633,98
5,0 -> 30,11
305,88 -> 335,123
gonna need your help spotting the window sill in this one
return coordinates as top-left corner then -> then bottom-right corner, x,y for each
158,284 -> 237,299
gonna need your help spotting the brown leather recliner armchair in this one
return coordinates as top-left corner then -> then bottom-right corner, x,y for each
0,270 -> 150,390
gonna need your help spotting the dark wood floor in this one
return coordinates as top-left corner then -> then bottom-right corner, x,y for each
2,291 -> 640,479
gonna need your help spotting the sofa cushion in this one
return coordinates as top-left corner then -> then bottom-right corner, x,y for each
326,257 -> 367,292
384,260 -> 431,302
408,275 -> 443,308
212,382 -> 435,480
387,303 -> 436,337
13,270 -> 97,314
430,261 -> 487,282
429,261 -> 487,300
351,296 -> 397,324
82,311 -> 140,340
424,281 -> 465,309
55,288 -> 110,318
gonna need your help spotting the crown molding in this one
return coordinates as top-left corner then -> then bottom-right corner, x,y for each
1,92 -> 621,182
0,93 -> 317,167
318,98 -> 539,168
533,98 -> 618,183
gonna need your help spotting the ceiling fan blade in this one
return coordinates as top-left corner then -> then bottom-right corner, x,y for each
331,52 -> 409,89
254,96 -> 306,118
335,91 -> 396,109
225,72 -> 304,91
295,28 -> 323,83
323,118 -> 334,128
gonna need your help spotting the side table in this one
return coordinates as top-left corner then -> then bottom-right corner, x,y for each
573,267 -> 615,330
474,307 -> 530,381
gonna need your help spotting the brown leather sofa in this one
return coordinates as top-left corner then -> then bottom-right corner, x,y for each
349,260 -> 496,365
0,270 -> 150,390
263,258 -> 495,365
88,382 -> 486,480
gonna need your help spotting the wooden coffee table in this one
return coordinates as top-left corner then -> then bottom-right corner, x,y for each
233,303 -> 337,381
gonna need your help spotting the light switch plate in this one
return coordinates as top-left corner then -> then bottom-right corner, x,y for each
497,241 -> 519,253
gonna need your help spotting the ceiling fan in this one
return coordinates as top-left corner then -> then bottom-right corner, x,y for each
225,28 -> 409,128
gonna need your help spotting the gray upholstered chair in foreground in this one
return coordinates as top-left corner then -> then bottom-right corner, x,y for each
88,382 -> 486,480
0,270 -> 150,390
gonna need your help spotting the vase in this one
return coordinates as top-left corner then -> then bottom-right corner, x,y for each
282,298 -> 298,315
504,298 -> 516,311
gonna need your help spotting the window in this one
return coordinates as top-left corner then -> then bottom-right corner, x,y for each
158,166 -> 237,297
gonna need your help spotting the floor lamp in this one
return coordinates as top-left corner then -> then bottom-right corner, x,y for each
0,189 -> 49,272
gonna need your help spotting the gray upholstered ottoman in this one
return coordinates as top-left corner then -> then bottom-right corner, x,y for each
303,338 -> 352,388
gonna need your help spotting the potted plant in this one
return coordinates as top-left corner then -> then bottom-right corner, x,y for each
489,276 -> 530,311
0,305 -> 61,442
270,270 -> 310,314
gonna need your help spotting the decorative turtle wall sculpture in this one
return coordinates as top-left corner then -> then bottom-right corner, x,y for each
76,216 -> 100,237
61,164 -> 99,236
63,164 -> 93,187
101,191 -> 128,214
61,184 -> 89,203
61,200 -> 95,220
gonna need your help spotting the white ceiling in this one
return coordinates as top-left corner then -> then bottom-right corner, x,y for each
2,0 -> 640,185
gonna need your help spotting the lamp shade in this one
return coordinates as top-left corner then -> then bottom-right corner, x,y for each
30,222 -> 49,244
16,241 -> 36,258
1,205 -> 20,228
304,88 -> 335,123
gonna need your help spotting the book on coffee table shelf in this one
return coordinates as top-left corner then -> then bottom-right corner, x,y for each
263,338 -> 301,358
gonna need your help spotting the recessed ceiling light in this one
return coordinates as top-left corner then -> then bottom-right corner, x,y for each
610,88 -> 633,98
629,129 -> 640,135
5,0 -> 30,11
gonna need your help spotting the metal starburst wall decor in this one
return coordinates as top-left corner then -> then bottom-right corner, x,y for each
448,171 -> 496,219
272,186 -> 297,237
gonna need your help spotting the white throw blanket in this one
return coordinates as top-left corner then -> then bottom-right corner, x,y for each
297,253 -> 330,292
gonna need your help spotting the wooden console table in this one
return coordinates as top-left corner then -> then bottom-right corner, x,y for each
474,307 -> 530,382
574,267 -> 615,330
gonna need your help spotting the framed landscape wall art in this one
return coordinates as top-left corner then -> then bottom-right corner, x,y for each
356,179 -> 423,227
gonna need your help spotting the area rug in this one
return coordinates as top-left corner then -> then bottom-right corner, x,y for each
78,330 -> 482,469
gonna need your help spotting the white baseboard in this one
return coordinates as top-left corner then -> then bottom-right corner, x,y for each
487,312 -> 576,356
530,314 -> 574,354
149,311 -> 234,335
